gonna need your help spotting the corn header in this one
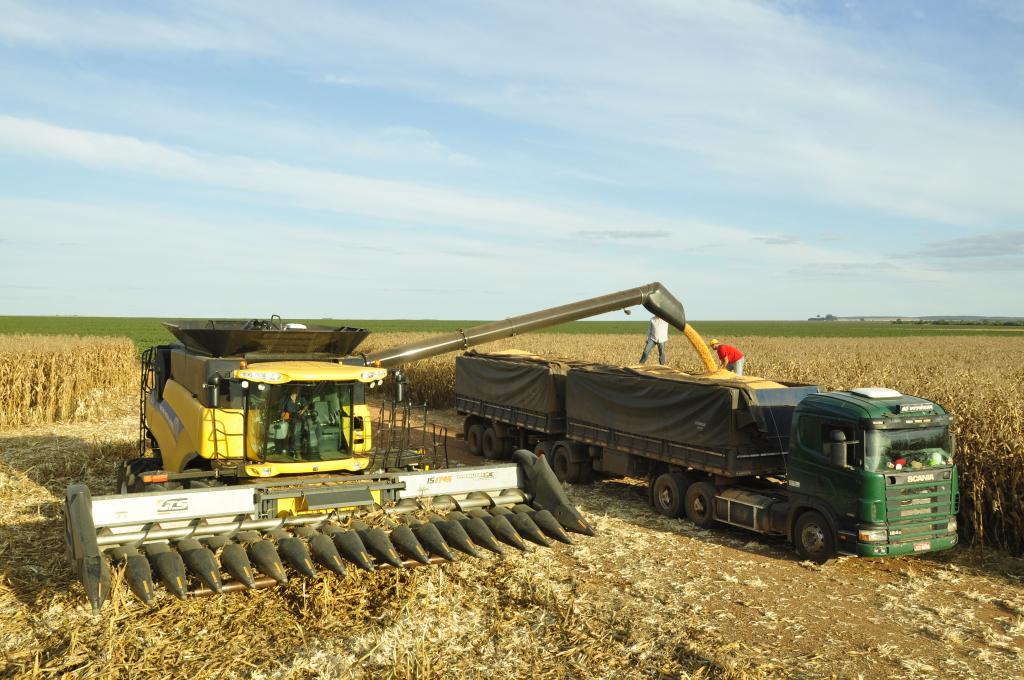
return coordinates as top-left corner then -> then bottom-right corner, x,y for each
65,283 -> 688,609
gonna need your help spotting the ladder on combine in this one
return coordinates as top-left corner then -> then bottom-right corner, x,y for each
372,399 -> 449,470
137,347 -> 155,459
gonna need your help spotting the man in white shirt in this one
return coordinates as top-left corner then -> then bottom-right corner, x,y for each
639,316 -> 669,365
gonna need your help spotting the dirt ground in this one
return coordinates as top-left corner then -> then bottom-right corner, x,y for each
1,409 -> 1022,679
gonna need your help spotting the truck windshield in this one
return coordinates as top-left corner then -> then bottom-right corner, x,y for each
864,427 -> 952,473
247,382 -> 355,463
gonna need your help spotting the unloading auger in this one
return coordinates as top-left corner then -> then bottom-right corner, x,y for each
63,283 -> 688,609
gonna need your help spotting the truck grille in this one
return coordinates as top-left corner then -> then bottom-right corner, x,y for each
885,480 -> 953,543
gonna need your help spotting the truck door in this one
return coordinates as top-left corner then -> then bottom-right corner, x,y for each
788,417 -> 860,530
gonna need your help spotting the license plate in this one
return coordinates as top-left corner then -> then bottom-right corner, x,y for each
913,542 -> 931,552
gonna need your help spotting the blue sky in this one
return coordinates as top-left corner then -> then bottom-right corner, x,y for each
1,0 -> 1022,319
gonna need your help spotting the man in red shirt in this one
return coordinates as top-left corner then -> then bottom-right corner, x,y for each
709,339 -> 745,376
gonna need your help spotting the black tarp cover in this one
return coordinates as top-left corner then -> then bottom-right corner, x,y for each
455,351 -> 593,415
566,365 -> 798,452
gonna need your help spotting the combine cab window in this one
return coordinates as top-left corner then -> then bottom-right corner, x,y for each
865,427 -> 952,473
247,382 -> 356,462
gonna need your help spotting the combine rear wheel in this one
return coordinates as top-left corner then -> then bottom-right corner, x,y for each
684,481 -> 717,528
651,472 -> 689,517
466,424 -> 485,456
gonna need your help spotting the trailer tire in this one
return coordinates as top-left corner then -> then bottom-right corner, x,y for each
794,511 -> 836,564
551,444 -> 592,484
684,481 -> 717,529
651,472 -> 688,518
481,427 -> 504,460
466,424 -> 485,456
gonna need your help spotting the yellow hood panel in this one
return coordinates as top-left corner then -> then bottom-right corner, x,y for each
233,361 -> 387,384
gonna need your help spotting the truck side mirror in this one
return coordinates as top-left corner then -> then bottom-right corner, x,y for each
205,378 -> 220,408
828,429 -> 848,468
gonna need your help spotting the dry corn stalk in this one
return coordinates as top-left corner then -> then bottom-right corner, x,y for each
0,334 -> 136,429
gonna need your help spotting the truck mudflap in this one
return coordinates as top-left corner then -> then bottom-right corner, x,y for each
64,453 -> 592,610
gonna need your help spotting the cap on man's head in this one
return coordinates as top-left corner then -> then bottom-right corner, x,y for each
709,338 -> 720,346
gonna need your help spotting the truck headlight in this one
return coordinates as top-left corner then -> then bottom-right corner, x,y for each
947,517 -> 957,533
858,528 -> 888,542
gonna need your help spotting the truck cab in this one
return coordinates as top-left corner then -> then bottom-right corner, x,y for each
785,387 -> 959,559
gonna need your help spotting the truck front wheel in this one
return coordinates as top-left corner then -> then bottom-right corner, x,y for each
651,472 -> 688,518
684,481 -> 718,529
466,424 -> 485,456
794,511 -> 836,563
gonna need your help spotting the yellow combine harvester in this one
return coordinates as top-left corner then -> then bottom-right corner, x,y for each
65,283 -> 690,610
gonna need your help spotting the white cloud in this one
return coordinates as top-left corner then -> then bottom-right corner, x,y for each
0,114 -> 733,245
3,1 -> 1021,227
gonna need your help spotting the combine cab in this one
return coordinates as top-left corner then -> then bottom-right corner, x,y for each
64,283 -> 688,609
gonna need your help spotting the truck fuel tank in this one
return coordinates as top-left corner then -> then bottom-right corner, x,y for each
714,487 -> 788,534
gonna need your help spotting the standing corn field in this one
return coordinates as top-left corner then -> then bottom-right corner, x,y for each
0,335 -> 137,429
0,331 -> 1021,554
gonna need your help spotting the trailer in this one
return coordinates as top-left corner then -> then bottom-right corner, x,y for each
456,353 -> 960,562
456,350 -> 592,459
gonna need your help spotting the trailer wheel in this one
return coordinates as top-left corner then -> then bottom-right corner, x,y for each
794,511 -> 835,563
684,481 -> 717,529
481,427 -> 504,460
466,424 -> 485,456
651,473 -> 688,518
551,444 -> 592,484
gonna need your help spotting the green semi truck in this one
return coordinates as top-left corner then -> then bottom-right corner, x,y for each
457,352 -> 959,562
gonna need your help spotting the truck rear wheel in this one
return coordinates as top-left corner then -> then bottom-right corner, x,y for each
466,424 -> 485,456
651,472 -> 689,518
794,511 -> 835,563
684,481 -> 717,529
551,443 -> 592,484
481,427 -> 506,460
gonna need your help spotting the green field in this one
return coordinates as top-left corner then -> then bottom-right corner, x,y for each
1,316 -> 1022,350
